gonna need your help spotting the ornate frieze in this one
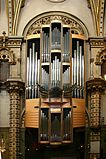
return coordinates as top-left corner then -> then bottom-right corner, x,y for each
89,37 -> 104,48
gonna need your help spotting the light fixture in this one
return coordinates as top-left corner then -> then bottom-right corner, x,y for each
47,0 -> 66,3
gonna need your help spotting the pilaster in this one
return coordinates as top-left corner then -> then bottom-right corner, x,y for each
86,78 -> 106,159
6,80 -> 25,159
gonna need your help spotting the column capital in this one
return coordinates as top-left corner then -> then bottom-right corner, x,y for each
6,79 -> 25,93
86,78 -> 106,92
88,37 -> 104,48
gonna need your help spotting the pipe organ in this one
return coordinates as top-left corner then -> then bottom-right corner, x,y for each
26,21 -> 85,145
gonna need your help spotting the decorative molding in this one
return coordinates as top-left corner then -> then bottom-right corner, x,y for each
99,0 -> 105,36
89,37 -> 104,48
7,0 -> 26,35
87,0 -> 105,36
8,0 -> 14,35
23,12 -> 88,38
12,0 -> 26,35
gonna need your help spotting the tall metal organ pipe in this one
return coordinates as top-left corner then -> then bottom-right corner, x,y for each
26,42 -> 40,99
72,39 -> 84,98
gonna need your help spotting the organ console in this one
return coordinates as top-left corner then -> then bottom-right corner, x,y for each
26,21 -> 85,145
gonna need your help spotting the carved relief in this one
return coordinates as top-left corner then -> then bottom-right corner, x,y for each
95,37 -> 106,65
0,32 -> 16,64
27,15 -> 84,36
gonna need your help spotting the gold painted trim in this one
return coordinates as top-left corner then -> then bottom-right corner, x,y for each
72,34 -> 85,40
63,24 -> 70,28
26,34 -> 40,40
51,19 -> 61,23
42,24 -> 50,28
51,49 -> 61,53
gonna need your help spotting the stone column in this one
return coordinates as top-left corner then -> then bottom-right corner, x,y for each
6,80 -> 25,159
86,78 -> 106,159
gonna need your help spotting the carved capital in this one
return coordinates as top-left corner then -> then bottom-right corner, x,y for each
86,78 -> 106,92
6,80 -> 25,93
89,37 -> 104,48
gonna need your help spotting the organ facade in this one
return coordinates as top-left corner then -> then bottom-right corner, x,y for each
0,1 -> 106,159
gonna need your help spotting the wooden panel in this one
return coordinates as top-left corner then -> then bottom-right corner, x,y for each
72,98 -> 85,128
25,99 -> 39,128
25,98 -> 85,128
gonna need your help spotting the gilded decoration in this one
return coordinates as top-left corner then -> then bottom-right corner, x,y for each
0,32 -> 16,64
26,14 -> 85,36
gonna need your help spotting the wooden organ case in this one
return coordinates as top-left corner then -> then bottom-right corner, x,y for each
25,21 -> 85,146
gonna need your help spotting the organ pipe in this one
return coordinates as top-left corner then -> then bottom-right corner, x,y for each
42,31 -> 49,63
52,27 -> 61,49
51,56 -> 61,87
63,30 -> 70,62
26,41 -> 40,99
72,40 -> 84,98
